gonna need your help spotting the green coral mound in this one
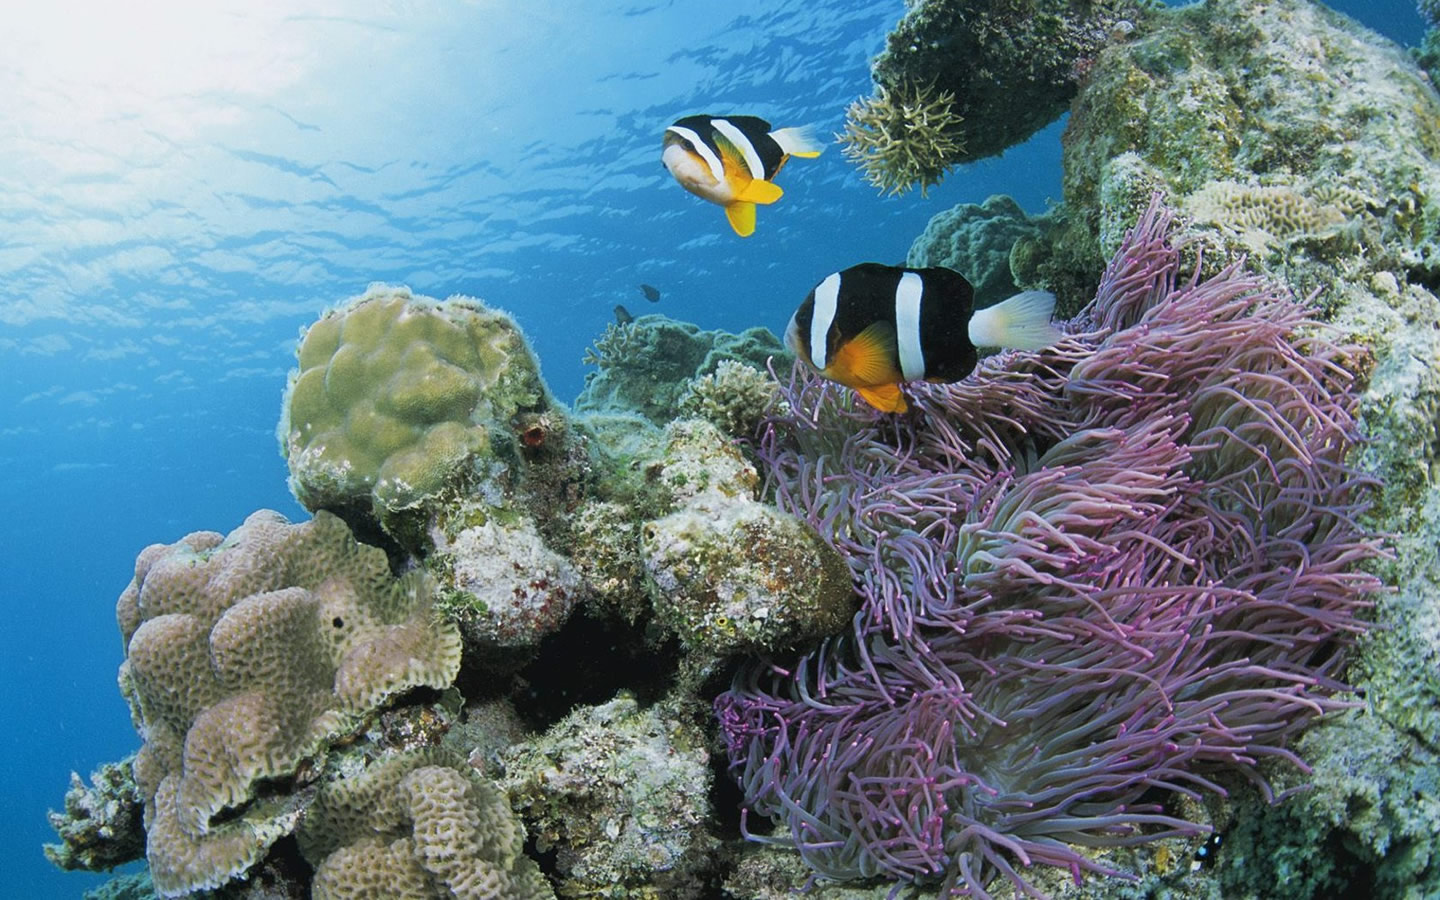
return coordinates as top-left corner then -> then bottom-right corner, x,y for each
280,284 -> 551,544
907,194 -> 1047,309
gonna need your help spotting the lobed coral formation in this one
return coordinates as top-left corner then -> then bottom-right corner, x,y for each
677,359 -> 786,442
280,284 -> 553,548
115,509 -> 462,896
716,199 -> 1382,897
499,695 -> 715,899
297,748 -> 554,899
842,0 -> 1150,193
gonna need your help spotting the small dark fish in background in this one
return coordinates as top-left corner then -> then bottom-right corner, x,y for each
785,262 -> 1062,413
614,304 -> 634,325
639,283 -> 661,303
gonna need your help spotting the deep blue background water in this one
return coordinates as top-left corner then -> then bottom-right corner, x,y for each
1,1 -> 1427,896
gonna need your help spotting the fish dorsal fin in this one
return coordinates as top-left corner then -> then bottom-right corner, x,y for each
724,202 -> 757,237
830,320 -> 900,388
856,383 -> 908,413
735,179 -> 783,205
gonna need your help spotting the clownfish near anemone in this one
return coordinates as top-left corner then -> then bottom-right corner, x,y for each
662,114 -> 824,237
785,262 -> 1063,413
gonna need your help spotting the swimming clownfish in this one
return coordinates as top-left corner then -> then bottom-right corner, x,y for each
784,263 -> 1063,413
662,114 -> 824,237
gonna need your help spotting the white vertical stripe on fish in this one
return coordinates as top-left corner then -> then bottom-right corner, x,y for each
666,125 -> 724,183
895,271 -> 926,381
710,117 -> 765,181
809,272 -> 842,370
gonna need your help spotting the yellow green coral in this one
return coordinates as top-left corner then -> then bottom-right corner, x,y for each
280,285 -> 550,544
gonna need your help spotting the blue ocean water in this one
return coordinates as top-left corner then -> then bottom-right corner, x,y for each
0,1 -> 1426,896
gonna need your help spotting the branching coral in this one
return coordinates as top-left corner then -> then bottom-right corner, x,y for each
715,197 -> 1383,897
840,82 -> 965,197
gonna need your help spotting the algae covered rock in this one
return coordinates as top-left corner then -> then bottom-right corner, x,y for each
280,284 -> 553,547
499,695 -> 715,899
841,0 -> 1150,194
640,419 -> 855,655
114,509 -> 462,897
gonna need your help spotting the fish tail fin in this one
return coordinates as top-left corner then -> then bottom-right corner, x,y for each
967,290 -> 1062,350
725,201 -> 757,236
770,125 -> 825,158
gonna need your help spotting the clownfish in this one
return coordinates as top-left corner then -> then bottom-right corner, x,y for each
785,263 -> 1063,413
662,114 -> 824,237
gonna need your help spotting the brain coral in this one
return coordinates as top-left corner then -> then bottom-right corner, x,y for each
115,509 -> 462,897
280,284 -> 551,546
298,749 -> 554,900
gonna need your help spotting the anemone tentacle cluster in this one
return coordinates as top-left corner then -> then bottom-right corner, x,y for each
715,197 -> 1384,897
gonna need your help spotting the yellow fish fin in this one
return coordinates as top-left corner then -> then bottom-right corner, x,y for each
856,383 -> 908,413
735,178 -> 783,205
725,202 -> 757,237
830,320 -> 901,387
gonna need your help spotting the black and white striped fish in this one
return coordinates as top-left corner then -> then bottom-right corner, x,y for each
662,114 -> 823,237
784,263 -> 1062,413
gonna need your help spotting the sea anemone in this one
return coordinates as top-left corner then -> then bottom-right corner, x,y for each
715,197 -> 1382,897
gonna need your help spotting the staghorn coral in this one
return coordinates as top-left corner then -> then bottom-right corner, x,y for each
839,81 -> 965,197
279,284 -> 554,549
115,509 -> 462,897
715,198 -> 1382,897
297,748 -> 554,900
44,757 -> 146,873
575,313 -> 787,425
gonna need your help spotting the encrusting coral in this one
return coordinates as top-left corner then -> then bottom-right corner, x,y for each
716,197 -> 1383,897
115,509 -> 462,897
297,748 -> 555,900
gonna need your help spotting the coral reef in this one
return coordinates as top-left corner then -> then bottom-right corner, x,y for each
499,694 -> 716,898
906,194 -> 1048,310
576,314 -> 788,425
839,81 -> 964,197
45,757 -> 146,872
641,418 -> 854,656
716,199 -> 1382,896
279,284 -> 555,549
297,748 -> 554,899
842,0 -> 1150,193
115,509 -> 462,897
677,359 -> 785,442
